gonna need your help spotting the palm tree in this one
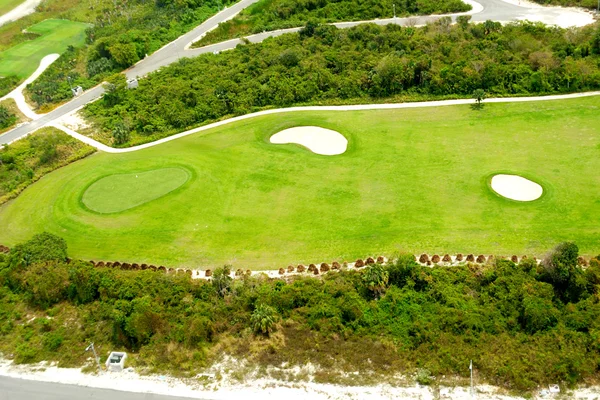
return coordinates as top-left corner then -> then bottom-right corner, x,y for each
251,304 -> 278,336
362,264 -> 389,299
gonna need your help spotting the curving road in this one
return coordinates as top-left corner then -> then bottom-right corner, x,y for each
0,376 -> 209,400
0,0 -> 595,147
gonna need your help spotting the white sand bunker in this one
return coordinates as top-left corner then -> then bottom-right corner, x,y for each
270,126 -> 348,155
491,174 -> 543,201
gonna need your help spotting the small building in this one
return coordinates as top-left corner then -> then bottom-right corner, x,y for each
127,78 -> 139,89
105,351 -> 127,372
71,86 -> 83,97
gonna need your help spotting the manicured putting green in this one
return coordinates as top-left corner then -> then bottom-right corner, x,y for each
0,0 -> 25,16
1,97 -> 600,268
82,168 -> 190,214
0,19 -> 90,79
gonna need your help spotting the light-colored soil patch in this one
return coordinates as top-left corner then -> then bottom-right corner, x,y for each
491,174 -> 543,201
270,126 -> 348,155
56,109 -> 91,131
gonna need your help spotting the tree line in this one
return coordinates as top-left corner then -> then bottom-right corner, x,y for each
81,19 -> 600,147
194,0 -> 470,46
1,232 -> 600,391
20,0 -> 234,107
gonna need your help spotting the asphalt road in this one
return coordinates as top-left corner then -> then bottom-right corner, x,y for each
0,0 -> 593,146
0,376 -> 209,400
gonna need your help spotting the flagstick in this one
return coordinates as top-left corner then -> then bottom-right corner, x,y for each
470,360 -> 474,399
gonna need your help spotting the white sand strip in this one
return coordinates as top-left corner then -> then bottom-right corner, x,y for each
2,357 -> 588,399
491,174 -> 543,201
0,53 -> 60,120
270,126 -> 348,155
0,0 -> 42,27
41,90 -> 600,154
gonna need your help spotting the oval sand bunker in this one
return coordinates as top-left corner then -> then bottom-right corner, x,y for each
270,126 -> 348,155
491,174 -> 543,201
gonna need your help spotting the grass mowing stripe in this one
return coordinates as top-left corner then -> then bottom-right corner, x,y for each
0,0 -> 25,16
0,19 -> 90,79
0,97 -> 599,268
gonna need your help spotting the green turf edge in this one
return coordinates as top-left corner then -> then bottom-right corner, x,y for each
77,165 -> 195,216
483,170 -> 553,205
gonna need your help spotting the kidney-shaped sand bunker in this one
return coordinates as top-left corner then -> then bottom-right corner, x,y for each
83,167 -> 190,213
491,174 -> 543,201
270,126 -> 348,155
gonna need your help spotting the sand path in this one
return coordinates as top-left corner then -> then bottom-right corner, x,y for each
0,54 -> 60,120
48,91 -> 600,153
0,0 -> 43,27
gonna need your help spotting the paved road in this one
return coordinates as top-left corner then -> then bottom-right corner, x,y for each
0,0 -> 594,146
0,376 -> 209,400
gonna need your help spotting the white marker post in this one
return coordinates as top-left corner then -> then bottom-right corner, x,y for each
470,360 -> 474,399
85,342 -> 102,374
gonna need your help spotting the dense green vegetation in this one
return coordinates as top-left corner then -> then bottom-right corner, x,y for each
194,0 -> 470,46
0,102 -> 17,130
1,234 -> 600,392
2,97 -> 600,267
0,127 -> 95,205
0,0 -> 234,106
85,20 -> 600,147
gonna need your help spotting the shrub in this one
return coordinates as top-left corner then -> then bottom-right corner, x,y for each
442,254 -> 451,262
456,253 -> 464,262
362,264 -> 389,299
332,261 -> 341,270
355,259 -> 365,268
278,268 -> 285,275
466,254 -> 475,262
205,269 -> 212,277
418,254 -> 429,264
431,255 -> 440,263
320,263 -> 330,272
476,255 -> 486,263
43,332 -> 64,351
9,232 -> 67,267
297,264 -> 306,273
212,267 -> 232,296
416,368 -> 433,385
251,304 -> 278,336
376,256 -> 385,264
511,255 -> 519,263
366,257 -> 375,265
0,105 -> 17,129
287,265 -> 294,273
14,343 -> 37,364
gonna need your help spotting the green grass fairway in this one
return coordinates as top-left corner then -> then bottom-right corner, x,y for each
0,0 -> 25,16
1,97 -> 600,268
0,19 -> 90,79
